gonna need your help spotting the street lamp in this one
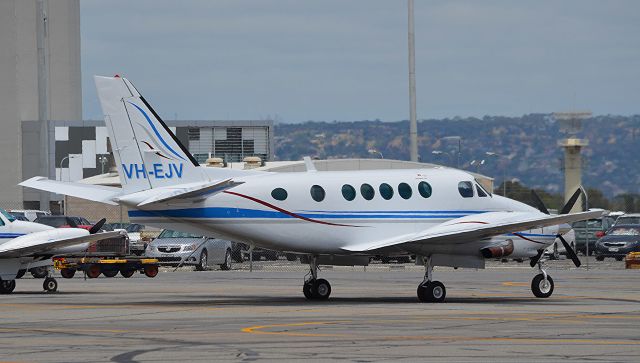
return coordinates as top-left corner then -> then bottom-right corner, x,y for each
98,155 -> 109,174
432,150 -> 453,166
469,159 -> 485,173
368,149 -> 383,159
441,136 -> 462,169
58,155 -> 79,214
486,151 -> 507,197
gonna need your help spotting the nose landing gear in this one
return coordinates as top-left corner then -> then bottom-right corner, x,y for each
417,256 -> 446,303
531,262 -> 554,298
302,256 -> 331,300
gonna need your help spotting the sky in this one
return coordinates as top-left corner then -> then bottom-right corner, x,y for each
81,0 -> 640,123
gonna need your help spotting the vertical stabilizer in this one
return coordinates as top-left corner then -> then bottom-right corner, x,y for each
94,76 -> 207,193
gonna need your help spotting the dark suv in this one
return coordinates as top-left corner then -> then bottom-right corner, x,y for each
572,216 -> 616,255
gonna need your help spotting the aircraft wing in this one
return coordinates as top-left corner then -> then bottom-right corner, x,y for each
0,229 -> 125,258
342,209 -> 603,252
20,177 -> 121,205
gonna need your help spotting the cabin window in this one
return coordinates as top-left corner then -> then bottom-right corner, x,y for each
310,185 -> 326,202
342,184 -> 356,201
271,188 -> 288,201
476,184 -> 488,197
379,183 -> 394,200
458,181 -> 474,198
418,181 -> 432,198
360,183 -> 375,200
398,182 -> 412,199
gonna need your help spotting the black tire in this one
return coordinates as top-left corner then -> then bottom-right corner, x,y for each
312,278 -> 331,300
0,279 -> 16,294
144,265 -> 159,278
196,249 -> 208,271
30,266 -> 48,279
596,256 -> 605,261
102,269 -> 118,278
43,277 -> 57,292
417,282 -> 429,302
232,249 -> 245,263
85,264 -> 101,279
220,249 -> 232,271
60,268 -> 76,279
286,254 -> 298,262
418,281 -> 446,303
303,282 -> 314,300
120,269 -> 135,278
616,256 -> 624,261
15,269 -> 26,279
267,251 -> 278,261
531,273 -> 554,298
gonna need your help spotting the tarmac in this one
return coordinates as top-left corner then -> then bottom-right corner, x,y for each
1,259 -> 639,362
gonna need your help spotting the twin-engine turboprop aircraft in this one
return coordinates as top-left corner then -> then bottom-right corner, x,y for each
0,210 -> 122,294
21,75 -> 601,302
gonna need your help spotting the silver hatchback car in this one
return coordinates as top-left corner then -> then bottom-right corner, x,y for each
146,229 -> 233,270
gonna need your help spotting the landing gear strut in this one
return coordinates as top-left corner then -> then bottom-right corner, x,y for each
303,256 -> 331,300
531,262 -> 554,298
417,256 -> 446,303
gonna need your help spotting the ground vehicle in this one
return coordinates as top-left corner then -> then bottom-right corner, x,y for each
9,209 -> 50,222
594,225 -> 640,261
146,230 -> 233,270
613,213 -> 640,226
545,228 -> 576,260
572,217 -> 616,255
54,256 -> 159,279
231,242 -> 249,262
34,215 -> 91,228
111,223 -> 149,255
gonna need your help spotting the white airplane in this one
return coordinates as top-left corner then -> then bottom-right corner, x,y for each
0,209 -> 121,294
21,75 -> 601,302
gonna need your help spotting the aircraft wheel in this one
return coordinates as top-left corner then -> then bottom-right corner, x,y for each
531,273 -> 554,298
312,278 -> 331,300
417,281 -> 446,303
144,265 -> 159,278
60,268 -> 76,279
303,281 -> 314,300
43,277 -> 58,293
102,269 -> 118,278
0,279 -> 16,294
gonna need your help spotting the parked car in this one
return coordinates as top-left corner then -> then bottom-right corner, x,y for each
545,228 -> 576,260
594,225 -> 640,261
9,209 -> 50,222
613,213 -> 640,227
34,215 -> 91,228
250,247 -> 279,261
572,216 -> 616,255
146,229 -> 232,270
231,242 -> 249,262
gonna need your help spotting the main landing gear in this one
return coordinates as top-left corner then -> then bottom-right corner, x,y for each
303,256 -> 331,300
531,262 -> 554,298
417,256 -> 446,303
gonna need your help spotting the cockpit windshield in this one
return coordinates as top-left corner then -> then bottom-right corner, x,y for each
0,209 -> 16,222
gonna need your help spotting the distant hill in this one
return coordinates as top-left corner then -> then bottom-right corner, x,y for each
274,114 -> 640,198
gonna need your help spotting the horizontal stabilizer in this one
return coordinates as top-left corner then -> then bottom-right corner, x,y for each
132,178 -> 244,206
0,229 -> 125,257
20,177 -> 121,205
343,209 -> 603,252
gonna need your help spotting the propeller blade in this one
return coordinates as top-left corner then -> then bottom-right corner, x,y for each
530,190 -> 550,215
67,218 -> 78,228
557,234 -> 581,267
560,188 -> 582,215
89,218 -> 106,234
529,249 -> 544,267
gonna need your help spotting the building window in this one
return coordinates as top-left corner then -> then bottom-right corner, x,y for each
458,181 -> 474,198
271,188 -> 288,201
418,181 -> 432,198
379,183 -> 394,200
360,183 -> 375,200
310,185 -> 326,202
342,184 -> 356,201
398,182 -> 412,199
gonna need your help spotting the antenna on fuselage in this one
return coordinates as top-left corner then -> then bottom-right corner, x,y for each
303,156 -> 317,172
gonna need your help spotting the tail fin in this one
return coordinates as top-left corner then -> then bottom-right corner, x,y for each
94,75 -> 207,193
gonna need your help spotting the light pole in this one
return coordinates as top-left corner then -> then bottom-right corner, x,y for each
441,136 -> 462,169
486,152 -> 507,197
580,185 -> 590,271
469,159 -> 485,173
58,155 -> 79,214
368,149 -> 383,159
98,155 -> 109,174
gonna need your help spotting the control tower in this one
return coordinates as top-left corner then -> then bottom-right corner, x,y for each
555,111 -> 592,213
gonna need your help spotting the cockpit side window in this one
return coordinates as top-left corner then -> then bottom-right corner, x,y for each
458,181 -> 474,198
476,184 -> 488,197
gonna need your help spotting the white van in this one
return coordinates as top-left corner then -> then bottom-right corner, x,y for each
9,209 -> 51,222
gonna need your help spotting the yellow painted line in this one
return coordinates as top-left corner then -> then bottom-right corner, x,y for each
501,282 -> 528,287
241,321 -> 349,337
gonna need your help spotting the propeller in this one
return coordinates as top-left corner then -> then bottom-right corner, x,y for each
529,188 -> 584,268
89,218 -> 107,234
